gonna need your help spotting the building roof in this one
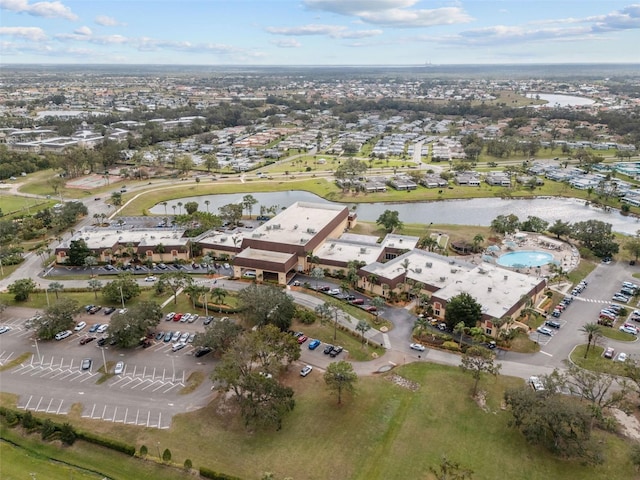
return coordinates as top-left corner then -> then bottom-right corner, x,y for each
245,201 -> 348,248
315,238 -> 384,265
58,227 -> 188,250
234,247 -> 296,264
434,263 -> 544,319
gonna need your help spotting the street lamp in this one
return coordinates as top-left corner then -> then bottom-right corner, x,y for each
118,285 -> 125,310
33,338 -> 41,363
101,345 -> 107,373
156,441 -> 161,459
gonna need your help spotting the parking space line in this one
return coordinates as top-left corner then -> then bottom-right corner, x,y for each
540,351 -> 553,357
101,404 -> 107,419
46,398 -> 53,412
146,410 -> 151,427
23,395 -> 33,410
112,407 -> 118,422
35,397 -> 43,411
123,408 -> 128,424
56,399 -> 64,414
135,409 -> 139,425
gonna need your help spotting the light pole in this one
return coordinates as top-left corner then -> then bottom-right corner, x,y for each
171,357 -> 175,383
119,285 -> 125,310
33,338 -> 41,363
101,345 -> 107,373
204,292 -> 208,317
42,284 -> 50,307
156,441 -> 161,459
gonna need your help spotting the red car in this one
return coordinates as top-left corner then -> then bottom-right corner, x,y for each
364,305 -> 377,312
350,298 -> 364,305
173,313 -> 183,322
297,335 -> 308,344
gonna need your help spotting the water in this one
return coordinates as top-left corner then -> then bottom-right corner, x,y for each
149,192 -> 640,235
497,251 -> 554,268
526,93 -> 595,107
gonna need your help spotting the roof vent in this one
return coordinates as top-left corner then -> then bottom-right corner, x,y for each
488,287 -> 492,292
439,276 -> 446,282
426,262 -> 433,268
504,275 -> 508,281
414,267 -> 422,273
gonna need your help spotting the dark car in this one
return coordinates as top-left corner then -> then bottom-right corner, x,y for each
164,331 -> 173,342
96,337 -> 107,347
545,320 -> 561,329
329,346 -> 343,358
103,307 -> 115,315
79,336 -> 96,345
155,331 -> 164,340
323,344 -> 334,354
195,347 -> 212,358
344,295 -> 356,301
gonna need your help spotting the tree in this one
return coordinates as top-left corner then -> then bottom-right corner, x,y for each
218,203 -> 243,226
324,360 -> 358,405
459,346 -> 501,396
504,386 -> 602,462
310,266 -> 324,290
237,284 -> 296,331
444,292 -> 482,330
157,271 -> 193,304
87,278 -> 102,299
83,255 -> 97,276
520,216 -> 549,233
162,448 -> 172,463
47,281 -> 64,300
355,319 -> 371,346
184,201 -> 198,215
242,194 -> 258,219
376,209 -> 403,233
211,325 -> 299,429
580,322 -> 602,358
110,191 -> 122,206
472,234 -> 484,252
67,239 -> 91,266
429,455 -> 474,480
490,214 -> 520,234
175,154 -> 194,176
193,316 -> 244,355
334,158 -> 367,182
624,232 -> 640,263
101,273 -> 141,304
109,301 -> 163,348
548,219 -> 572,239
8,278 -> 36,302
570,220 -> 619,258
371,296 -> 386,323
27,298 -> 79,340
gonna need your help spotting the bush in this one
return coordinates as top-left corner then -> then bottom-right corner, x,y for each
76,430 -> 133,455
41,419 -> 56,440
199,466 -> 243,480
59,423 -> 76,445
442,341 -> 461,351
139,445 -> 148,457
21,411 -> 39,430
184,459 -> 193,470
162,448 -> 172,463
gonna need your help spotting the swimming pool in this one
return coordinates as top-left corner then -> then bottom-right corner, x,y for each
497,250 -> 554,268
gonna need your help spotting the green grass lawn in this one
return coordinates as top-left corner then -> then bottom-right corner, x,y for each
6,362 -> 633,480
570,344 -> 630,376
0,192 -> 56,217
598,326 -> 636,342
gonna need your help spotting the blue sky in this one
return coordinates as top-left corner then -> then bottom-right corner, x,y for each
1,1 -> 639,65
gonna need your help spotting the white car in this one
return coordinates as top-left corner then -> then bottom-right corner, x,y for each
620,324 -> 638,335
223,263 -> 230,270
0,326 -> 10,334
529,376 -> 545,392
54,330 -> 72,340
328,288 -> 341,295
181,313 -> 191,323
165,312 -> 175,321
616,352 -> 628,363
300,365 -> 313,377
613,293 -> 630,303
536,326 -> 554,336
114,361 -> 125,375
145,276 -> 157,282
74,321 -> 87,331
179,332 -> 190,343
96,324 -> 108,333
410,343 -> 426,352
172,342 -> 187,352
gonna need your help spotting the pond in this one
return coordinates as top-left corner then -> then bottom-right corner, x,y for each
526,92 -> 595,108
149,191 -> 640,235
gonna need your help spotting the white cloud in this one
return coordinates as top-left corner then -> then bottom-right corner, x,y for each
271,38 -> 302,48
266,23 -> 382,39
303,0 -> 472,28
0,26 -> 46,41
0,0 -> 77,21
95,15 -> 124,27
73,26 -> 92,36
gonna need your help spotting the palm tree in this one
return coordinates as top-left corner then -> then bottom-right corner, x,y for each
472,234 -> 484,252
177,202 -> 183,215
48,282 -> 64,300
356,319 -> 371,346
204,200 -> 210,214
155,243 -> 165,261
211,287 -> 227,312
88,278 -> 102,299
454,321 -> 467,347
172,205 -> 176,217
581,322 -> 602,358
162,201 -> 168,216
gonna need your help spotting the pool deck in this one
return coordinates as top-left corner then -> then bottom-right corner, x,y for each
460,233 -> 579,276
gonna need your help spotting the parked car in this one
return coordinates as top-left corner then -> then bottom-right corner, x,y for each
54,330 -> 72,341
181,313 -> 191,323
189,314 -> 199,323
616,352 -> 628,363
0,326 -> 10,334
89,323 -> 100,333
96,325 -> 108,333
96,338 -> 107,347
172,331 -> 182,342
195,347 -> 212,357
545,320 -> 561,329
81,358 -> 92,370
323,344 -> 334,354
329,345 -> 343,357
89,306 -> 102,314
164,331 -> 173,342
529,376 -> 545,392
155,331 -> 164,341
74,321 -> 87,331
300,365 -> 313,377
363,305 -> 377,313
165,312 -> 175,321
620,324 -> 639,335
172,342 -> 187,352
103,307 -> 115,315
79,336 -> 96,345
613,293 -> 630,303
297,335 -> 308,344
328,288 -> 341,295
604,347 -> 615,359
203,316 -> 213,325
536,326 -> 554,336
114,361 -> 124,375
145,276 -> 157,282
308,339 -> 321,350
410,343 -> 426,351
179,332 -> 190,343
173,313 -> 183,322
349,298 -> 365,305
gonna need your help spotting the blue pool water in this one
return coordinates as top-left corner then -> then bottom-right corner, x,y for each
497,250 -> 554,268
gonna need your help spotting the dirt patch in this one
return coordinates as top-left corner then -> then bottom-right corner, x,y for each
612,408 -> 640,440
388,374 -> 419,391
66,174 -> 121,190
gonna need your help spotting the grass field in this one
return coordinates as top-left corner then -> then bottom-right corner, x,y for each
0,192 -> 56,217
2,363 -> 635,480
571,344 -> 631,376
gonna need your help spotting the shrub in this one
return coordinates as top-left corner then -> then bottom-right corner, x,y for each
41,419 -> 57,440
442,341 -> 461,351
21,411 -> 39,430
76,430 -> 133,454
139,445 -> 148,457
162,448 -> 172,463
59,423 -> 76,445
184,459 -> 193,470
199,466 -> 243,480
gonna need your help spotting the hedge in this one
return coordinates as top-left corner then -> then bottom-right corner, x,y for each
199,466 -> 243,480
76,430 -> 136,456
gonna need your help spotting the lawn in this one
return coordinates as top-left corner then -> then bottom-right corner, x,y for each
570,344 -> 630,376
3,362 -> 634,480
0,192 -> 56,217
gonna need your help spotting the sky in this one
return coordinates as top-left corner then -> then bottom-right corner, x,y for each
1,0 -> 639,65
